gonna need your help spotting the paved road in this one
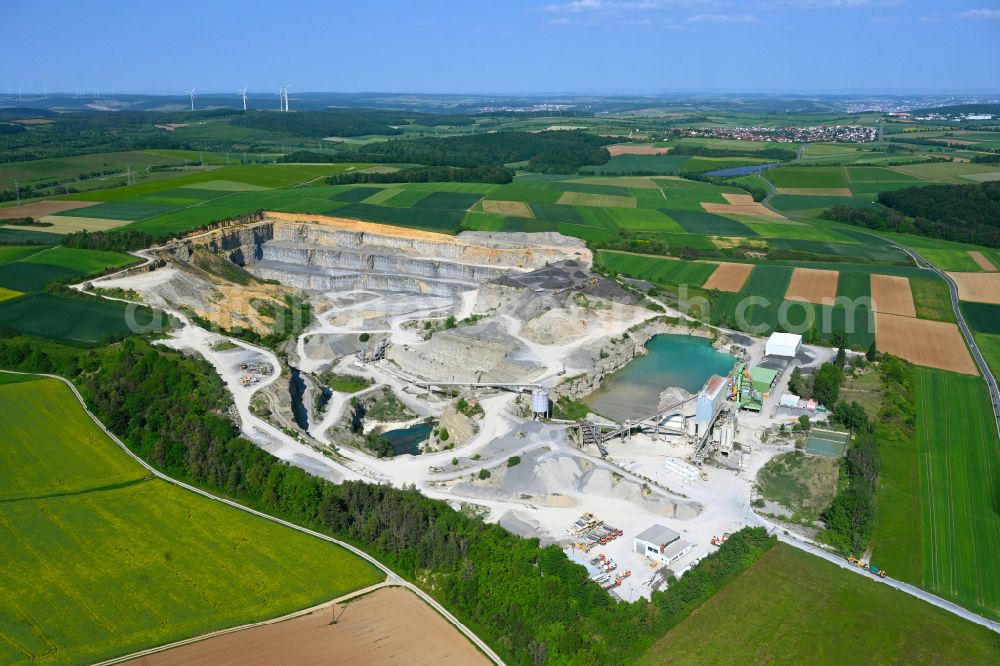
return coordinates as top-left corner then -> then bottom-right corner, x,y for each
754,518 -> 1000,634
0,370 -> 506,666
758,168 -> 999,436
856,233 -> 1000,437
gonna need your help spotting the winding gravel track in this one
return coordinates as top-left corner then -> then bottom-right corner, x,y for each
0,369 -> 505,666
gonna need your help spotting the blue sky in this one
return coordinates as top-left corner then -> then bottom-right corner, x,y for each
5,0 -> 999,94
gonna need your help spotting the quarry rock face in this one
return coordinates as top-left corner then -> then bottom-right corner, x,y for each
183,213 -> 591,296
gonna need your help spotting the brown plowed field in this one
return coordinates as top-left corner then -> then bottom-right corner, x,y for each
946,271 -> 1000,304
481,200 -> 533,217
131,587 -> 489,666
701,201 -> 786,220
875,313 -> 978,375
784,268 -> 839,305
607,144 -> 671,156
968,251 -> 997,271
722,193 -> 755,205
36,215 -> 128,234
703,262 -> 753,292
0,200 -> 97,219
870,274 -> 916,317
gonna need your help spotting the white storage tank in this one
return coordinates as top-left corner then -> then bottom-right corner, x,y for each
531,388 -> 549,418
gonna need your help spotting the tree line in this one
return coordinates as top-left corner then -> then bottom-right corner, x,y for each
326,165 -> 514,185
668,144 -> 797,162
326,130 -> 615,173
822,181 -> 1000,248
0,334 -> 775,665
230,109 -> 473,138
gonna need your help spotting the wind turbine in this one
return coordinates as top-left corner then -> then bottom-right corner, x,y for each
185,87 -> 196,111
282,83 -> 291,112
239,87 -> 248,111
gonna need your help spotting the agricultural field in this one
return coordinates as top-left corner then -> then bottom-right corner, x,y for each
768,166 -> 850,190
974,333 -> 1000,379
872,368 -> 1000,622
0,246 -> 135,295
639,544 -> 999,665
910,277 -> 955,322
0,375 -> 383,665
947,271 -> 1000,305
0,150 -> 189,191
596,251 -> 717,287
874,313 -> 977,375
580,154 -> 689,175
133,587 -> 488,666
962,302 -> 1000,334
0,293 -> 167,344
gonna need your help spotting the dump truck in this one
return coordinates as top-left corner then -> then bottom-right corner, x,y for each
868,564 -> 887,578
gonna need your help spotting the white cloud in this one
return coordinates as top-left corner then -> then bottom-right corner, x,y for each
686,12 -> 758,22
766,0 -> 902,7
620,17 -> 654,24
541,0 -> 607,12
540,0 -> 723,13
959,8 -> 1000,20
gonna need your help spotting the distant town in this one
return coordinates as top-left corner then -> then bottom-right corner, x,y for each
677,124 -> 878,143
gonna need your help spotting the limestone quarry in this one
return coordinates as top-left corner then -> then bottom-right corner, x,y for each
89,211 -> 806,602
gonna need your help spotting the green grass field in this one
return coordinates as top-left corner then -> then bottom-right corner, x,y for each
596,251 -> 717,286
639,544 -> 999,665
63,163 -> 370,202
962,302 -> 1000,334
911,277 -> 956,322
0,263 -> 80,292
0,151 -> 188,190
974,333 -> 1000,379
0,375 -> 382,665
918,248 -> 985,272
580,154 -> 689,175
0,246 -> 50,265
768,166 -> 849,189
0,293 -> 165,344
872,368 -> 1000,621
22,247 -> 136,274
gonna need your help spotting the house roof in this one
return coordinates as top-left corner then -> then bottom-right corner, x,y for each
662,539 -> 692,558
750,367 -> 778,385
635,524 -> 680,546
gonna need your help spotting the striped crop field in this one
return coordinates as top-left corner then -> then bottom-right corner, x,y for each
878,368 -> 1000,621
596,251 -> 717,286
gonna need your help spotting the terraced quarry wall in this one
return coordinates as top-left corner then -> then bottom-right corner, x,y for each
188,212 -> 591,296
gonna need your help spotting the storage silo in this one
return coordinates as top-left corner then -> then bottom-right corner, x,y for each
531,388 -> 550,419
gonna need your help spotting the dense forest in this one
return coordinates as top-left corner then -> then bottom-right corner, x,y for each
230,109 -> 473,138
0,335 -> 775,665
822,181 -> 1000,248
327,165 -> 514,185
333,130 -> 615,173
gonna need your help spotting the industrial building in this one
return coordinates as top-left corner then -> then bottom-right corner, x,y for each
695,375 -> 728,436
634,524 -> 692,565
765,332 -> 802,358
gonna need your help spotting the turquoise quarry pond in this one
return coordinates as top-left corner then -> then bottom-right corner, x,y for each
379,423 -> 432,456
583,334 -> 735,421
